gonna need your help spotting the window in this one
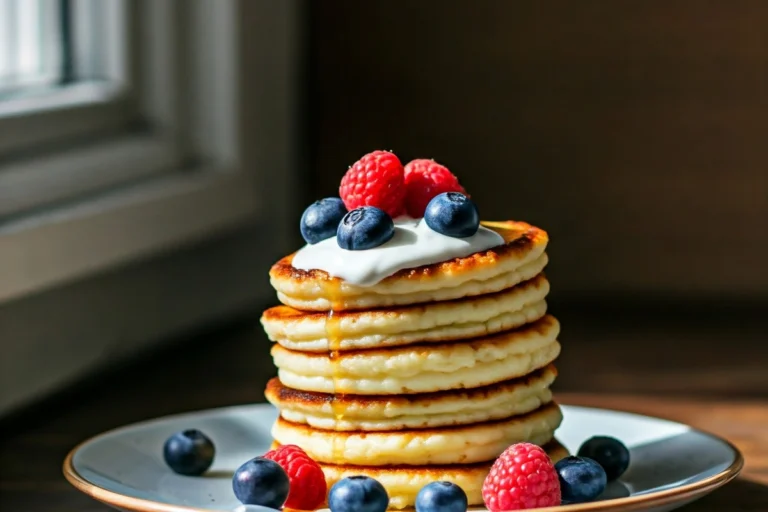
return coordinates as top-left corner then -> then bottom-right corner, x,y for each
0,1 -> 299,302
0,0 -> 302,417
0,0 -> 63,96
0,0 -> 146,218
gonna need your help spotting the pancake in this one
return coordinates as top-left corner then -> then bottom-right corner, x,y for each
262,274 -> 550,352
272,315 -> 560,395
318,439 -> 569,510
266,365 -> 556,431
271,402 -> 562,466
270,220 -> 548,311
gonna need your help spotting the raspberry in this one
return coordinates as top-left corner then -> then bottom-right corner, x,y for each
482,443 -> 561,511
340,150 -> 405,218
263,444 -> 327,510
404,159 -> 466,217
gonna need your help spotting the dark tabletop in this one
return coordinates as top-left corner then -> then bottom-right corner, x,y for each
1,300 -> 767,511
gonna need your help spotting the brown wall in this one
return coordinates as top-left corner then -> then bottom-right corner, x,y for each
308,1 -> 768,297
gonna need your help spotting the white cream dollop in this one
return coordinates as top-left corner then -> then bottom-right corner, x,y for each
291,218 -> 504,287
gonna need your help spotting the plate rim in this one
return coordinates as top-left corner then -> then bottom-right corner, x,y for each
62,403 -> 744,512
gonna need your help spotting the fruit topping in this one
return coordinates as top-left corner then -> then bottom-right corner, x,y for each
424,192 -> 480,238
482,442 -> 560,511
337,206 -> 395,250
340,150 -> 406,218
263,444 -> 327,511
555,456 -> 608,504
300,197 -> 347,244
577,436 -> 630,481
232,457 -> 290,508
404,159 -> 466,218
415,481 -> 468,512
162,429 -> 215,476
329,475 -> 389,512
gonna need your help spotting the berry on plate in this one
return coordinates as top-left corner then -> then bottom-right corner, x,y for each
404,159 -> 466,217
263,444 -> 327,511
232,457 -> 290,508
555,456 -> 607,504
337,206 -> 395,250
415,481 -> 468,512
424,192 -> 480,238
577,436 -> 630,481
300,197 -> 347,244
162,429 -> 215,476
339,150 -> 406,218
328,475 -> 389,512
482,442 -> 560,511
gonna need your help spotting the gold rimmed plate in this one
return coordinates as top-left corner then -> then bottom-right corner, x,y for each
63,404 -> 742,512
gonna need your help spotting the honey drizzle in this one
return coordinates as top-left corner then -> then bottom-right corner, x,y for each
325,281 -> 345,462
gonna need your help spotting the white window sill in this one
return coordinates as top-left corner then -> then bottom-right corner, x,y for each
0,81 -> 127,118
0,133 -> 182,218
0,82 -> 135,155
0,163 -> 259,303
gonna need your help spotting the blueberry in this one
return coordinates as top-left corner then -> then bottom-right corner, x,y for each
424,192 -> 479,238
415,481 -> 468,512
336,206 -> 395,250
232,457 -> 289,508
577,436 -> 630,481
555,456 -> 607,504
328,475 -> 389,512
300,197 -> 347,244
163,429 -> 215,476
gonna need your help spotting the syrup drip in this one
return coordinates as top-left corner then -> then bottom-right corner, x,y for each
325,283 -> 345,462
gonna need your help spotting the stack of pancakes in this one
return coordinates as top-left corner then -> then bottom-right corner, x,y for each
261,220 -> 566,509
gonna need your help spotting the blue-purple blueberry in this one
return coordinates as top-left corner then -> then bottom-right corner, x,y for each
336,206 -> 394,250
232,457 -> 289,508
328,475 -> 389,512
577,436 -> 630,481
415,481 -> 468,512
300,197 -> 347,244
163,429 -> 215,476
556,456 -> 607,504
424,192 -> 479,238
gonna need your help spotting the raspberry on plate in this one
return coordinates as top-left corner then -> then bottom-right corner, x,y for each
263,444 -> 327,510
404,159 -> 466,218
340,150 -> 406,218
482,443 -> 560,511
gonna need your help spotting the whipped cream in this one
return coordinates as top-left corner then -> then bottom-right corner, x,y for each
291,218 -> 504,286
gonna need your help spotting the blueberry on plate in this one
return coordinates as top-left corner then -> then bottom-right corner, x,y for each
415,481 -> 468,512
328,475 -> 389,512
424,192 -> 479,238
232,457 -> 289,508
577,436 -> 631,481
300,197 -> 347,244
555,456 -> 607,504
336,206 -> 395,250
162,429 -> 215,476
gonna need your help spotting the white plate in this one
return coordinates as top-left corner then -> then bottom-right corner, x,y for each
63,404 -> 742,512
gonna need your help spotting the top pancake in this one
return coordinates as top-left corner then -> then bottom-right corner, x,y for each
270,220 -> 548,311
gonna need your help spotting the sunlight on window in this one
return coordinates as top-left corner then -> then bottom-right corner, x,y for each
0,0 -> 63,95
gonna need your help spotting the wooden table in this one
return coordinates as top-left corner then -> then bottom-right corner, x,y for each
1,304 -> 767,511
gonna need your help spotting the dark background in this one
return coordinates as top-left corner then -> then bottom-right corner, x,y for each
306,0 -> 768,299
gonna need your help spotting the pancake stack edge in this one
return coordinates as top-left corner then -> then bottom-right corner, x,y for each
260,221 -> 565,509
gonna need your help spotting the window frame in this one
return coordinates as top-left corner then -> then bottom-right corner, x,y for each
0,0 -> 133,154
0,0 -> 299,302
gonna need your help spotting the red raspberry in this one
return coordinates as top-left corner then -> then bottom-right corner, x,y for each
403,159 -> 466,217
263,444 -> 327,510
482,443 -> 561,511
339,150 -> 406,218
